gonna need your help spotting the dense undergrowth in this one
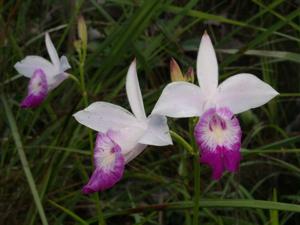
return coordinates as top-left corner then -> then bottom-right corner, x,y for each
1,0 -> 300,224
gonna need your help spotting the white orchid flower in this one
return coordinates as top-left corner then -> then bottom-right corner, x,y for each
153,32 -> 279,179
73,60 -> 172,193
14,32 -> 71,108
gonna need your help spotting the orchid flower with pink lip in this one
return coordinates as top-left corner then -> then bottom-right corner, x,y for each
153,32 -> 279,179
14,33 -> 71,108
73,60 -> 172,193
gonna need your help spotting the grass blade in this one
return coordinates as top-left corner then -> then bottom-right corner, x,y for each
105,199 -> 300,217
1,96 -> 49,225
49,200 -> 88,225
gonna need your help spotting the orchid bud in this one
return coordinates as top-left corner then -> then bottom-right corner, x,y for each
170,58 -> 184,82
185,66 -> 194,83
78,15 -> 87,49
73,40 -> 82,55
170,58 -> 194,83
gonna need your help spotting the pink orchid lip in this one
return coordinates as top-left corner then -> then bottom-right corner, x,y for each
82,131 -> 125,194
194,107 -> 242,180
20,69 -> 48,109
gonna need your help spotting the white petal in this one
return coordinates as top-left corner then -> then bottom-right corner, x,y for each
14,56 -> 56,78
46,56 -> 70,90
45,32 -> 60,68
217,73 -> 279,114
152,81 -> 204,118
123,143 -> 147,164
197,32 -> 218,94
73,102 -> 145,132
60,56 -> 71,71
126,60 -> 146,120
47,72 -> 69,91
138,114 -> 173,146
106,129 -> 147,164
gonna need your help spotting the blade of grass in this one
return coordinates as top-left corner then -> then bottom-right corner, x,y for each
89,0 -> 166,93
259,136 -> 300,150
270,188 -> 279,225
217,0 -> 285,47
221,8 -> 300,67
1,96 -> 49,225
103,199 -> 300,218
49,199 -> 88,225
242,148 -> 300,155
218,49 -> 300,64
252,0 -> 300,33
165,4 -> 300,43
170,130 -> 194,155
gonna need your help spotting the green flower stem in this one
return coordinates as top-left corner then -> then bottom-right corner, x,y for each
2,96 -> 49,225
78,45 -> 105,225
79,61 -> 89,107
193,152 -> 201,225
170,130 -> 194,155
170,129 -> 201,224
187,117 -> 201,225
78,35 -> 94,167
68,73 -> 80,87
170,130 -> 194,224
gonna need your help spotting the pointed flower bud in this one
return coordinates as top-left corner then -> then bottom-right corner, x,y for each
185,66 -> 194,83
78,15 -> 87,49
73,40 -> 82,55
170,58 -> 194,83
170,58 -> 184,82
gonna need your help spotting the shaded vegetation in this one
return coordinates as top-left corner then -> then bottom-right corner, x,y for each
1,0 -> 300,224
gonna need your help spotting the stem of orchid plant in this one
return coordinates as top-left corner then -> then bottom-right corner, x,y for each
170,130 -> 196,224
188,117 -> 200,225
78,47 -> 95,168
193,151 -> 201,225
78,45 -> 106,225
68,74 -> 80,87
170,129 -> 200,224
170,130 -> 194,154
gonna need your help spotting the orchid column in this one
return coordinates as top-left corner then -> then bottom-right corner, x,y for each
153,32 -> 278,223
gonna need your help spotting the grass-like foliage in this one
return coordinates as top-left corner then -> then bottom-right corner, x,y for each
1,0 -> 300,224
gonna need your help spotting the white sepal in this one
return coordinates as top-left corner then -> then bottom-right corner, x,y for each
197,32 -> 218,94
217,73 -> 279,114
59,56 -> 71,71
153,81 -> 204,118
138,114 -> 173,146
45,33 -> 60,69
73,102 -> 143,132
14,56 -> 55,78
126,60 -> 146,120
